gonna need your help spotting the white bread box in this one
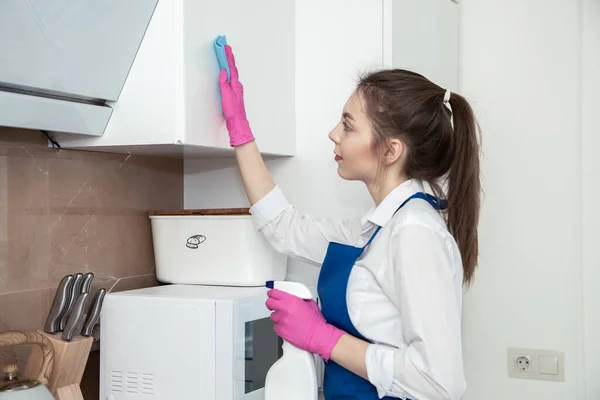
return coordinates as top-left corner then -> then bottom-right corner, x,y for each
149,208 -> 287,286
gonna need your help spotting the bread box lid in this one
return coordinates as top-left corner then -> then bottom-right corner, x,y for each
148,208 -> 251,216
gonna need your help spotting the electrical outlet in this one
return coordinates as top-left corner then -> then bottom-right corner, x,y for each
515,355 -> 531,372
507,347 -> 564,381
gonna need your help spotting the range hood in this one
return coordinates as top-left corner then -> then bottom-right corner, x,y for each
0,0 -> 158,136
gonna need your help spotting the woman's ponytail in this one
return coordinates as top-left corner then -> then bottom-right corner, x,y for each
445,93 -> 481,285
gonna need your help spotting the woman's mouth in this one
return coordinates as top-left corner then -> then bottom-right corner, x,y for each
334,153 -> 343,161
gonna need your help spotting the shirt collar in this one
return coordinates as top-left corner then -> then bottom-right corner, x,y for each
360,179 -> 425,227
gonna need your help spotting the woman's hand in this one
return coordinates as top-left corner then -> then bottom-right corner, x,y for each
266,289 -> 345,361
218,45 -> 255,147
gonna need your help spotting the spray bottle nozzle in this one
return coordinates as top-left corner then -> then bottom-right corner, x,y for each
265,280 -> 313,300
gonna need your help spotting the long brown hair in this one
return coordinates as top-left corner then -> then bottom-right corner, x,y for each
357,69 -> 481,285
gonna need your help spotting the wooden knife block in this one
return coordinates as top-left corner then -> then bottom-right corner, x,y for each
24,330 -> 93,400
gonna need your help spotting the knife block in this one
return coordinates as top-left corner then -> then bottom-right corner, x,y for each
24,329 -> 93,399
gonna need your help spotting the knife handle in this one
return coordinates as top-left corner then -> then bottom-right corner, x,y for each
61,292 -> 90,341
81,272 -> 94,294
72,272 -> 85,295
81,288 -> 106,337
44,275 -> 74,334
58,272 -> 83,331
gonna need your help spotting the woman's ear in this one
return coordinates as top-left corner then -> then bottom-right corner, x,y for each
383,139 -> 404,166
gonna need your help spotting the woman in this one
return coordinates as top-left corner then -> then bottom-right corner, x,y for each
218,45 -> 481,400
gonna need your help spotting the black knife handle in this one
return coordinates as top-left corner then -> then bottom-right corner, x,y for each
81,288 -> 106,337
81,272 -> 94,294
61,292 -> 90,341
58,272 -> 83,331
44,275 -> 74,334
72,273 -> 85,295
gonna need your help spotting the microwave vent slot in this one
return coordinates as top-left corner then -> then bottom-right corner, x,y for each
110,370 -> 155,395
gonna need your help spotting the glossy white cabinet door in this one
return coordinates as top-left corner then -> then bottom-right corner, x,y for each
0,0 -> 157,101
56,0 -> 296,157
384,0 -> 458,92
184,0 -> 295,155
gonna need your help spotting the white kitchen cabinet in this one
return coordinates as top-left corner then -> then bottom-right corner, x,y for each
384,0 -> 458,92
54,0 -> 296,158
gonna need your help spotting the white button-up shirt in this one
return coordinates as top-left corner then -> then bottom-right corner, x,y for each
250,179 -> 466,400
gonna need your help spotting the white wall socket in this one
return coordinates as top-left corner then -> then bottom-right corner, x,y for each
507,347 -> 564,381
515,355 -> 531,372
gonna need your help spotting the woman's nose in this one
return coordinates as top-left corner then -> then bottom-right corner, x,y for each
328,124 -> 340,144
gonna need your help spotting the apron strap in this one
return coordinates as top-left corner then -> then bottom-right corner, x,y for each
363,192 -> 447,248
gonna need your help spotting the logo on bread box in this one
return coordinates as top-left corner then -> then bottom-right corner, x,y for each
186,235 -> 206,249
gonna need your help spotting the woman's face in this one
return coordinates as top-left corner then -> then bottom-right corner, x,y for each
328,91 -> 380,183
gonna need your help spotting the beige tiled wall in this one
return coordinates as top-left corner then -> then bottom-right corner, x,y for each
0,127 -> 183,397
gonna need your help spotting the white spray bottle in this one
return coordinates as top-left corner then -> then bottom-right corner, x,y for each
264,280 -> 318,400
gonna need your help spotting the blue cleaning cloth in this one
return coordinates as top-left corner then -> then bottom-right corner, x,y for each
213,35 -> 230,82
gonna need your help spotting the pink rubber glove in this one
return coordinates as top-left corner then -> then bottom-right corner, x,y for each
218,45 -> 255,147
266,289 -> 345,362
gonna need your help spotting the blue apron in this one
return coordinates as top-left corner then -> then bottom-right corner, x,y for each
317,192 -> 447,400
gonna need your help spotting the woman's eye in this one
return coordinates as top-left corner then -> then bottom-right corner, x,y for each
342,122 -> 351,131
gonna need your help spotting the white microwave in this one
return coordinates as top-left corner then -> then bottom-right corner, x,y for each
100,284 -> 320,400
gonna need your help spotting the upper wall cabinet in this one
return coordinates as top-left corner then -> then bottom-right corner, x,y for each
384,0 -> 458,92
0,0 -> 296,158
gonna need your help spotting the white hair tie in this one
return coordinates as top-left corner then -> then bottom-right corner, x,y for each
443,89 -> 454,130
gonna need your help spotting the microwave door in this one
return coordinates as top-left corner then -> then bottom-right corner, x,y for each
244,318 -> 283,393
229,295 -> 282,400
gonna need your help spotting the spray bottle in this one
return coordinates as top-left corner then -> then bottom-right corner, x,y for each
264,280 -> 318,400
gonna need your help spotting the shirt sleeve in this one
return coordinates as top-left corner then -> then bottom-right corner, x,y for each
249,185 -> 358,265
364,223 -> 466,400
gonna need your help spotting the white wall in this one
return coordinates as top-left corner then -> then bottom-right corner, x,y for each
460,0 -> 589,399
186,0 -> 599,398
185,0 -> 383,284
582,0 -> 600,398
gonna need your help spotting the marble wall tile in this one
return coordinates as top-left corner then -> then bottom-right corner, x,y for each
0,127 -> 183,391
0,128 -> 182,296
